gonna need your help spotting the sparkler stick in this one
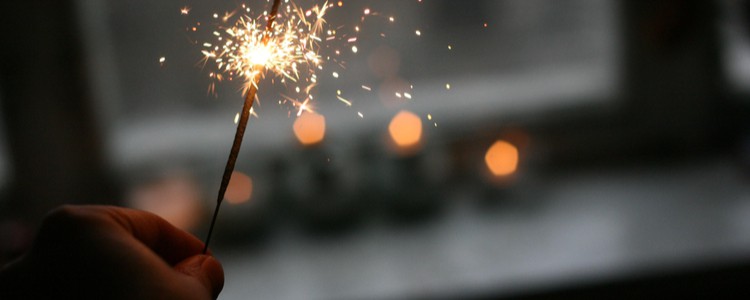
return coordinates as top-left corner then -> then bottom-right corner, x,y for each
202,0 -> 282,254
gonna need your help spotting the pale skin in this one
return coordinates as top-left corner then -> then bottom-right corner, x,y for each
0,205 -> 224,299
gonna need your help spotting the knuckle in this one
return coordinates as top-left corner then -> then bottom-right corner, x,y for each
41,205 -> 97,231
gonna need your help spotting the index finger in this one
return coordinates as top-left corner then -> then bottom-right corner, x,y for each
56,205 -> 208,265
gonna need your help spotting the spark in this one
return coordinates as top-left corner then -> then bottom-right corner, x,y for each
199,0 -> 402,113
336,95 -> 352,106
181,6 -> 191,15
201,1 -> 334,106
297,98 -> 313,116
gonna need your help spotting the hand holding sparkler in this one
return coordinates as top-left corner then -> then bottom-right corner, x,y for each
0,206 -> 224,300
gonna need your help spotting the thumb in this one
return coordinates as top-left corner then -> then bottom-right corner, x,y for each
175,255 -> 225,299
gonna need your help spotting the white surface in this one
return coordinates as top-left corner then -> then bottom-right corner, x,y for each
217,160 -> 750,299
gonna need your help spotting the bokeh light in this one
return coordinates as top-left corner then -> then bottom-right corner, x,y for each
388,110 -> 423,150
129,175 -> 202,230
226,171 -> 254,205
293,112 -> 326,146
485,140 -> 519,177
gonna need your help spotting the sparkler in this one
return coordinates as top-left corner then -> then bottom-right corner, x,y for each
197,0 -> 407,252
202,0 -> 283,254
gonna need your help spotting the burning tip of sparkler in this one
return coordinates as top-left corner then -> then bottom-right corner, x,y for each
180,7 -> 191,15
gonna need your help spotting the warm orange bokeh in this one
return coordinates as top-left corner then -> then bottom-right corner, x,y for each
485,140 -> 519,177
129,175 -> 202,230
388,110 -> 422,149
226,171 -> 253,204
293,112 -> 326,146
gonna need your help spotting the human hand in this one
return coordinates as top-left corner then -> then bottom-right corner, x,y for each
0,205 -> 224,299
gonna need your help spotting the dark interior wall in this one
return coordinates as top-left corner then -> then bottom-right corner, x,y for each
0,1 -> 115,227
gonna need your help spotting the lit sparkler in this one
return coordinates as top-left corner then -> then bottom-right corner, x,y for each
200,0 -> 332,116
202,0 -> 286,254
197,0 -> 408,252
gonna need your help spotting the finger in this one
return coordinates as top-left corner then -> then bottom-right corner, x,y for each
101,206 -> 208,265
52,205 -> 206,265
174,255 -> 225,299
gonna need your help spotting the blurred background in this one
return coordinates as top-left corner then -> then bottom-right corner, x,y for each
2,0 -> 750,298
